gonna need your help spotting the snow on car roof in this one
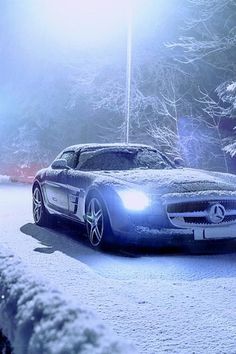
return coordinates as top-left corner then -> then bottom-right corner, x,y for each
64,143 -> 156,153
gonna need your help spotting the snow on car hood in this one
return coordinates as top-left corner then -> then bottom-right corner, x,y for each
97,168 -> 236,195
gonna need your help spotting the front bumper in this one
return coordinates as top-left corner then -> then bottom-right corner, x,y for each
113,226 -> 194,247
113,224 -> 236,246
106,190 -> 236,246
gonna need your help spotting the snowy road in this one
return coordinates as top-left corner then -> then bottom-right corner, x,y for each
2,184 -> 236,353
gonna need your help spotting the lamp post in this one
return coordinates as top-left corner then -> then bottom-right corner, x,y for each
125,1 -> 133,144
39,0 -> 135,144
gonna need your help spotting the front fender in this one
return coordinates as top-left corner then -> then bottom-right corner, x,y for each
85,184 -> 135,232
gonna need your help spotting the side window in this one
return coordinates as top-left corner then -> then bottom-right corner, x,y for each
60,151 -> 77,168
78,155 -> 100,170
76,151 -> 96,170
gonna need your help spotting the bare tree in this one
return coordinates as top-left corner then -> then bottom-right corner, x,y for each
166,0 -> 236,168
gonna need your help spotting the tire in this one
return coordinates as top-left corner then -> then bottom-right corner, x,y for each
85,194 -> 113,249
33,186 -> 55,227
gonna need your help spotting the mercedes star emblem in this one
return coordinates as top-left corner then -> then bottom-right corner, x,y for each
207,203 -> 226,224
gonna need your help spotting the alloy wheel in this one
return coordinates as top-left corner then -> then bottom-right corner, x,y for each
86,197 -> 104,247
33,187 -> 42,223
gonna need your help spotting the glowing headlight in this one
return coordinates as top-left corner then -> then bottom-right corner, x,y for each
118,190 -> 150,211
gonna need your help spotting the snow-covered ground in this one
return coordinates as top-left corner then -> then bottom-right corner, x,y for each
0,246 -> 134,354
1,184 -> 236,353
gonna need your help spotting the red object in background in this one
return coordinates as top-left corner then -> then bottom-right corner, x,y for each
0,163 -> 45,184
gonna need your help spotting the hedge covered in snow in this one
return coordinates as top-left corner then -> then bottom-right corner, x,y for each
0,247 -> 135,354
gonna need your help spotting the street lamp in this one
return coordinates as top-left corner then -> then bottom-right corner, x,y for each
125,1 -> 133,144
32,0 -> 136,143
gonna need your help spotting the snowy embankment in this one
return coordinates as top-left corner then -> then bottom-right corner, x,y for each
0,175 -> 11,184
0,246 -> 135,354
0,174 -> 33,184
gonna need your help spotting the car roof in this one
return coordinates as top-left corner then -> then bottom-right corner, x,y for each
64,143 -> 156,153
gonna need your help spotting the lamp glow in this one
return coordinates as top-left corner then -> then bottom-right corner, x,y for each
35,0 -> 136,47
118,190 -> 150,211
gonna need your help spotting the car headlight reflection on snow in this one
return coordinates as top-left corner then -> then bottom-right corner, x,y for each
117,190 -> 150,211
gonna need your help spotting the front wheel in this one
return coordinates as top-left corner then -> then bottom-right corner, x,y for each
33,186 -> 55,227
85,195 -> 113,248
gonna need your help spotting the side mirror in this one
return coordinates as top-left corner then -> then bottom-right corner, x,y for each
51,159 -> 70,170
174,157 -> 185,168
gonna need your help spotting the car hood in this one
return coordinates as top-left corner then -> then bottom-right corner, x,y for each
97,168 -> 236,195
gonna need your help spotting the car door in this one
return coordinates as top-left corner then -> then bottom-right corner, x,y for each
66,151 -> 95,222
43,151 -> 76,215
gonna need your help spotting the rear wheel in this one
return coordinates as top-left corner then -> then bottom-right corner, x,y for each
85,195 -> 113,248
33,186 -> 55,227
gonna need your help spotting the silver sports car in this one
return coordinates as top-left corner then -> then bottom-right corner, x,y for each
32,143 -> 236,248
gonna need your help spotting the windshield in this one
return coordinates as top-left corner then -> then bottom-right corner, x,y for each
76,148 -> 174,171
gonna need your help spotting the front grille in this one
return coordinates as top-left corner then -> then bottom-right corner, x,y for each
167,199 -> 236,227
183,216 -> 207,224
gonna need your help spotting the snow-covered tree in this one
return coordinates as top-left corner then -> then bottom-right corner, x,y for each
167,0 -> 236,167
